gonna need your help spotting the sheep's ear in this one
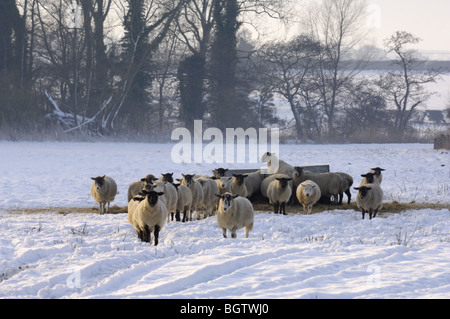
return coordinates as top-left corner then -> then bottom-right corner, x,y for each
132,196 -> 145,202
232,194 -> 239,199
176,178 -> 182,181
182,174 -> 186,177
215,194 -> 224,199
101,175 -> 106,179
211,176 -> 218,180
353,187 -> 360,190
91,177 -> 96,180
286,177 -> 292,181
157,192 -> 164,196
140,178 -> 146,181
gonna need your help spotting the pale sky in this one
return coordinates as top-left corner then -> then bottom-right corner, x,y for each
260,0 -> 450,56
368,0 -> 450,53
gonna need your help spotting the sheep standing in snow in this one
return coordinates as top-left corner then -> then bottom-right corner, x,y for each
336,172 -> 353,205
296,180 -> 321,215
260,173 -> 293,198
180,174 -> 204,221
153,180 -> 178,222
127,174 -> 157,202
266,177 -> 292,215
260,152 -> 294,176
91,175 -> 117,214
361,167 -> 385,186
172,182 -> 193,222
293,167 -> 342,204
215,193 -> 254,239
354,184 -> 383,220
197,176 -> 220,218
131,189 -> 168,245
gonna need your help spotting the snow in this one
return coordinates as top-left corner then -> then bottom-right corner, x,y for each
0,141 -> 449,299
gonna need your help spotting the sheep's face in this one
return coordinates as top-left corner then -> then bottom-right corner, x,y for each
141,174 -> 156,184
276,177 -> 292,188
182,174 -> 195,187
91,175 -> 106,190
260,151 -> 275,163
303,184 -> 316,197
233,174 -> 247,186
371,167 -> 385,176
161,173 -> 174,183
220,177 -> 232,189
216,193 -> 238,212
354,186 -> 371,200
361,172 -> 376,183
144,190 -> 164,207
213,168 -> 228,178
293,167 -> 303,178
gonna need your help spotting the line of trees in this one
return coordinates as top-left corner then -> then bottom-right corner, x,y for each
0,0 -> 445,142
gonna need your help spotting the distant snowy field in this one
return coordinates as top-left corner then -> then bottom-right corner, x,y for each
0,141 -> 449,299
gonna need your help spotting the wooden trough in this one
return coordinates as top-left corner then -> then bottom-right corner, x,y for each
216,165 -> 330,177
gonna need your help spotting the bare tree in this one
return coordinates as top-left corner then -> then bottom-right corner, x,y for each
302,0 -> 369,137
378,31 -> 441,135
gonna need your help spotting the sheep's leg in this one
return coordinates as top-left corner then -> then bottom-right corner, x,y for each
338,192 -> 344,205
171,212 -> 175,221
281,202 -> 286,215
154,225 -> 161,246
345,189 -> 351,205
273,202 -> 279,214
373,209 -> 379,218
176,210 -> 181,222
107,201 -> 110,214
362,210 -> 366,220
222,228 -> 227,238
182,209 -> 187,222
231,228 -> 237,239
369,209 -> 374,220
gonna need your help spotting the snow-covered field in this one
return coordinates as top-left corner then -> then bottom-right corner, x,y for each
0,141 -> 449,299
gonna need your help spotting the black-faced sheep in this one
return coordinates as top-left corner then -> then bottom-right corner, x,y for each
91,175 -> 117,214
266,177 -> 292,215
354,184 -> 383,220
231,174 -> 248,198
127,174 -> 157,202
180,174 -> 204,221
172,182 -> 193,222
130,189 -> 168,245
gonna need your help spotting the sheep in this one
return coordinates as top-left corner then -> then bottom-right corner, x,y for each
296,180 -> 321,215
131,189 -> 168,245
153,180 -> 178,222
196,176 -> 220,219
127,194 -> 144,237
292,167 -> 342,204
172,182 -> 193,222
354,184 -> 383,220
127,174 -> 157,202
370,167 -> 385,185
266,177 -> 293,215
243,170 -> 265,198
359,172 -> 377,186
180,174 -> 204,221
90,175 -> 117,214
215,193 -> 254,239
231,174 -> 248,198
212,168 -> 229,178
260,152 -> 294,176
336,172 -> 353,205
216,176 -> 233,194
260,173 -> 292,198
159,172 -> 174,183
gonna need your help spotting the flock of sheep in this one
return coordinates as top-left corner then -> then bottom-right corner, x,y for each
90,152 -> 385,246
